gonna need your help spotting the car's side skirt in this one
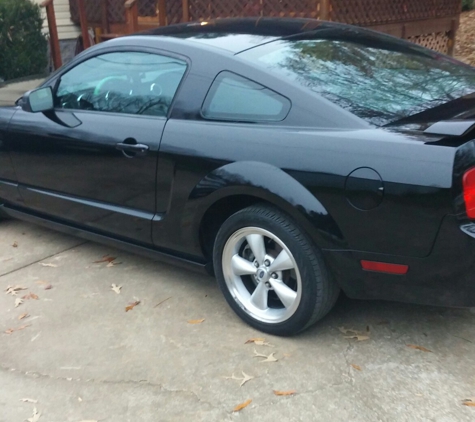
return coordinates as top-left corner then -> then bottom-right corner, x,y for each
1,205 -> 211,276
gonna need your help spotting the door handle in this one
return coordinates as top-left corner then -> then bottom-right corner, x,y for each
116,141 -> 149,156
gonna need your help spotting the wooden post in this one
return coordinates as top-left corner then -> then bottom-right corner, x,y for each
182,0 -> 189,22
447,17 -> 459,56
125,0 -> 139,33
77,0 -> 91,49
158,0 -> 167,26
101,0 -> 110,34
40,0 -> 62,70
320,0 -> 330,21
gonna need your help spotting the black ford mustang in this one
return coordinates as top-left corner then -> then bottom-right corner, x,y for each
1,18 -> 475,336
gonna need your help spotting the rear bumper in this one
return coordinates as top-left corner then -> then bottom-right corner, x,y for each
324,214 -> 475,308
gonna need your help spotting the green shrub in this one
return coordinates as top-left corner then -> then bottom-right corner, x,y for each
0,0 -> 48,81
463,0 -> 474,11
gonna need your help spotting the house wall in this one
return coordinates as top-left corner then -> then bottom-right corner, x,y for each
32,0 -> 80,66
33,0 -> 80,40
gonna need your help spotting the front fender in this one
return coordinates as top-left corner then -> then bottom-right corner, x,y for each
187,161 -> 347,253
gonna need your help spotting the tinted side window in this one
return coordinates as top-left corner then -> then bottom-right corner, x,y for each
56,52 -> 187,117
202,72 -> 290,122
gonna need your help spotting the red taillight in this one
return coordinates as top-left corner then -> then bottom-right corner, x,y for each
463,168 -> 475,219
361,260 -> 408,275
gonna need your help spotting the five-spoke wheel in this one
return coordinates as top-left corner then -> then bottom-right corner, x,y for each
214,204 -> 339,336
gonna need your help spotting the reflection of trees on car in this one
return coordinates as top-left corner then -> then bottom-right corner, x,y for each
249,37 -> 475,126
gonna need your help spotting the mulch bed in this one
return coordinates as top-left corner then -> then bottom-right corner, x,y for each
455,10 -> 475,66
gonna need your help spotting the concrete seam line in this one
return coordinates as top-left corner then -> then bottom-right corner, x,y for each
0,241 -> 88,279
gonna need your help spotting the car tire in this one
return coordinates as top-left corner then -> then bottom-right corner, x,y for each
213,204 -> 339,336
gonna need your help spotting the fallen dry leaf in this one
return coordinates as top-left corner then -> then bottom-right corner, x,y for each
154,297 -> 171,308
255,340 -> 274,347
273,390 -> 297,396
39,263 -> 57,268
5,324 -> 31,335
225,371 -> 254,387
21,398 -> 38,403
107,261 -> 122,268
245,337 -> 265,344
35,281 -> 52,290
12,241 -> 18,248
233,399 -> 252,412
351,364 -> 362,371
339,326 -> 370,341
94,255 -> 116,264
188,319 -> 205,324
125,301 -> 140,312
27,407 -> 40,422
5,285 -> 28,296
15,298 -> 23,308
407,344 -> 432,353
18,313 -> 29,320
253,349 -> 278,362
344,334 -> 370,341
462,399 -> 475,407
22,292 -> 39,300
111,284 -> 122,294
245,338 -> 273,347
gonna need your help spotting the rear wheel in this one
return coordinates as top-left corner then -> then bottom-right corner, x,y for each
213,204 -> 339,336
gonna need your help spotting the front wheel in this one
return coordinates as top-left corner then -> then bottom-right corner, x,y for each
213,204 -> 339,336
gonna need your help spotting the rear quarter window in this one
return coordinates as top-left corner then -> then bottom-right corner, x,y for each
202,71 -> 291,122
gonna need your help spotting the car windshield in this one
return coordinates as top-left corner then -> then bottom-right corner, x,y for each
239,31 -> 475,126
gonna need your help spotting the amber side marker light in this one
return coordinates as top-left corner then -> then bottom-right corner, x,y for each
361,260 -> 409,275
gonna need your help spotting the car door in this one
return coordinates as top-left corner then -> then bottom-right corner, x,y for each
8,50 -> 187,244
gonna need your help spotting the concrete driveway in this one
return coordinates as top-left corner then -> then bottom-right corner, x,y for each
1,219 -> 475,422
1,79 -> 475,421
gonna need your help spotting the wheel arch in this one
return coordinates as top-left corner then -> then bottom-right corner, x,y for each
187,161 -> 348,263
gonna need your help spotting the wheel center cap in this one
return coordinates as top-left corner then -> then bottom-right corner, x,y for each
258,270 -> 266,279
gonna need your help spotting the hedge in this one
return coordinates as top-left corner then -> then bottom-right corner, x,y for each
0,0 -> 48,81
463,0 -> 474,11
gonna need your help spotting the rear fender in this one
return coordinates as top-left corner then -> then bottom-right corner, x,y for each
187,161 -> 347,253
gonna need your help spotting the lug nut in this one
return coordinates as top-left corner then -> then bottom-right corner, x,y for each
254,261 -> 259,267
271,273 -> 278,279
265,282 -> 271,288
264,259 -> 270,267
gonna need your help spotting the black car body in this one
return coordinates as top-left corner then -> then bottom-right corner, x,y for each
1,18 -> 475,335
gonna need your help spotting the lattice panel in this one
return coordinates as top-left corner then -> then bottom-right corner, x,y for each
108,1 -> 126,24
407,31 -> 450,54
263,0 -> 320,18
139,0 -> 158,17
189,0 -> 262,20
69,0 -> 157,25
188,0 -> 322,21
70,0 -> 102,25
330,0 -> 461,26
166,0 -> 183,24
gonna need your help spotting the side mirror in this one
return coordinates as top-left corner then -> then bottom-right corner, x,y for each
21,86 -> 54,113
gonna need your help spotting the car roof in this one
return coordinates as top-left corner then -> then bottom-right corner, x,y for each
138,17 -> 345,53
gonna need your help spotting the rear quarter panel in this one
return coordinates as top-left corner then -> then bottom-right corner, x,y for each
157,120 -> 455,259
